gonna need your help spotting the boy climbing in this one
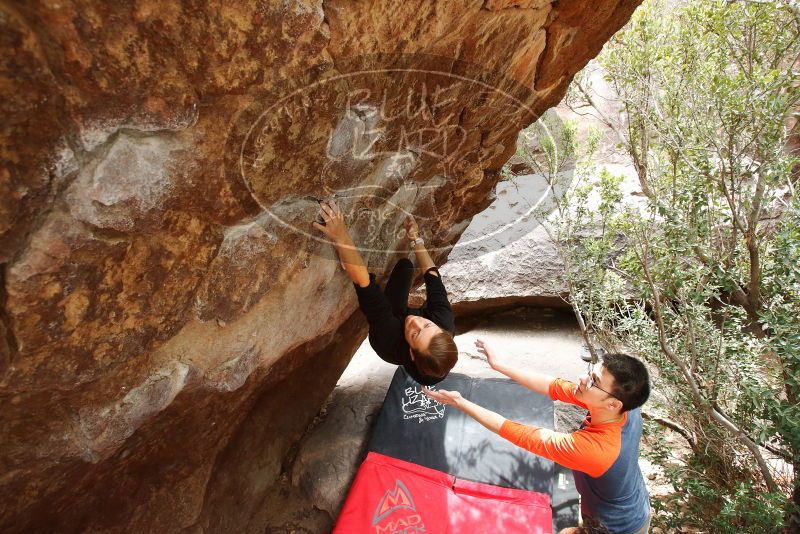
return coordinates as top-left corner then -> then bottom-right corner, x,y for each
313,200 -> 458,385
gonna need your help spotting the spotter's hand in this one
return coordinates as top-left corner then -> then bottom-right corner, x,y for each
474,338 -> 501,370
423,387 -> 463,408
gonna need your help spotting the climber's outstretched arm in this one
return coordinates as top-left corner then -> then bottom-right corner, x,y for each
404,215 -> 437,276
313,200 -> 370,287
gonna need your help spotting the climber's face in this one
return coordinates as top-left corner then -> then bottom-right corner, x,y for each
404,315 -> 441,352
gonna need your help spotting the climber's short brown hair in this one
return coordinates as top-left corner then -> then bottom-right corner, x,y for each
412,331 -> 458,380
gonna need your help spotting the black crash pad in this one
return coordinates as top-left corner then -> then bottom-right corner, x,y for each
368,367 -> 580,530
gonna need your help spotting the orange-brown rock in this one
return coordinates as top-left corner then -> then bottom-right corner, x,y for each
0,1 -> 641,531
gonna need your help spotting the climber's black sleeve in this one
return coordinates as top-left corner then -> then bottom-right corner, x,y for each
353,274 -> 405,365
422,267 -> 455,333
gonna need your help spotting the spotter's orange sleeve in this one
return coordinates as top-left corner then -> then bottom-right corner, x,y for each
498,379 -> 626,478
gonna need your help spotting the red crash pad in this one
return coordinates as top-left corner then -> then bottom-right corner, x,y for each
334,452 -> 552,534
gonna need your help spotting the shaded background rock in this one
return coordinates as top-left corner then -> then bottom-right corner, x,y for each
1,1 -> 642,532
429,163 -> 643,316
417,65 -> 647,316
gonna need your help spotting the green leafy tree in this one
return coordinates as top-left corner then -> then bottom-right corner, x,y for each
518,0 -> 800,531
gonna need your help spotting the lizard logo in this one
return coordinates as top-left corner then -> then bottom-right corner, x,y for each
401,386 -> 445,423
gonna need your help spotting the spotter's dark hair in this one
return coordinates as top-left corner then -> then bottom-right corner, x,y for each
602,353 -> 650,412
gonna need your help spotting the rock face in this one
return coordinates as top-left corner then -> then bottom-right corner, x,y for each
0,1 -> 641,532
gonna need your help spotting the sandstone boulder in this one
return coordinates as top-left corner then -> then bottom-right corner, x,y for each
1,1 -> 642,531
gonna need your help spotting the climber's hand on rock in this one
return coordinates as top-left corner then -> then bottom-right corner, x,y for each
404,215 -> 419,241
423,387 -> 463,408
313,200 -> 348,242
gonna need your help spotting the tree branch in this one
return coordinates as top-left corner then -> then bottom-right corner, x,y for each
642,410 -> 698,451
635,226 -> 780,492
616,129 -> 781,497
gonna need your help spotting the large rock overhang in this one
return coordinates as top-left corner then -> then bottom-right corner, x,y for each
0,1 -> 641,531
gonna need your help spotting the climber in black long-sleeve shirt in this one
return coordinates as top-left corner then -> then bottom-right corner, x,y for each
313,200 -> 458,385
